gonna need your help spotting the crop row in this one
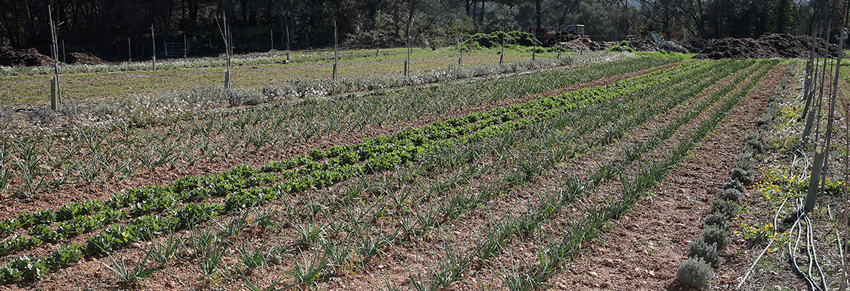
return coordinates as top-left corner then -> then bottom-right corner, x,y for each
0,61 -> 705,284
0,58 -> 694,251
269,59 -> 769,289
0,55 -> 678,200
389,60 -> 772,288
506,61 -> 778,289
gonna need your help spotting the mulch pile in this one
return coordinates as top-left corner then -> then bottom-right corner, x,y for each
0,45 -> 105,67
65,51 -> 104,65
555,38 -> 618,52
0,45 -> 54,67
695,33 -> 843,59
542,32 -> 584,47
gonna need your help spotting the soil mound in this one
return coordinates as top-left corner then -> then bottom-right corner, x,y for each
541,32 -> 583,47
624,39 -> 700,53
554,38 -> 617,52
65,51 -> 104,65
33,45 -> 105,65
694,33 -> 842,59
0,45 -> 54,67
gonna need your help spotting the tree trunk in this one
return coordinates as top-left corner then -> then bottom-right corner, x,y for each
480,0 -> 484,24
188,0 -> 198,31
536,0 -> 542,29
405,0 -> 415,39
23,0 -> 35,39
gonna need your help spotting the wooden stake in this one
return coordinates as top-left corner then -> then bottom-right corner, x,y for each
333,21 -> 338,80
151,25 -> 157,71
48,5 -> 61,110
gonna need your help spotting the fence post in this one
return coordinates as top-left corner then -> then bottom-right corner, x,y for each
48,5 -> 61,110
500,36 -> 504,65
333,21 -> 338,80
151,25 -> 157,71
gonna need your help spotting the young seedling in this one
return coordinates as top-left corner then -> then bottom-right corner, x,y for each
103,249 -> 160,287
149,231 -> 182,267
290,254 -> 328,289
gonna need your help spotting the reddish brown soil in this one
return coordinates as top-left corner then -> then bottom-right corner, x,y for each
0,61 -> 791,291
548,65 -> 786,290
0,62 -> 681,223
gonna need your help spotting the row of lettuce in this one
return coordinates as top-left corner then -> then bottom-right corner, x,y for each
0,61 -> 705,284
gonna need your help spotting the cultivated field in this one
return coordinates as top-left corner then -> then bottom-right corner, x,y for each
0,47 -> 845,290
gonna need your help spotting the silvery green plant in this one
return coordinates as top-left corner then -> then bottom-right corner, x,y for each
677,258 -> 713,287
717,188 -> 742,203
703,212 -> 731,230
731,150 -> 755,184
688,236 -> 719,265
710,198 -> 740,219
702,224 -> 731,250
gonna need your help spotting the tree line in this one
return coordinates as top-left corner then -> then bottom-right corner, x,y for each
0,0 -> 840,54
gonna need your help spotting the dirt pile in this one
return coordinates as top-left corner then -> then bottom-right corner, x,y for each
0,46 -> 54,67
33,45 -> 105,65
695,33 -> 842,59
616,39 -> 700,53
65,51 -> 104,65
541,32 -> 583,47
555,38 -> 617,52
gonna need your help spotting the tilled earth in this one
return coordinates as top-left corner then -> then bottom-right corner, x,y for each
0,59 -> 815,291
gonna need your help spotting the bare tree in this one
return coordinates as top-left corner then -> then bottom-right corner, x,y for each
48,5 -> 62,111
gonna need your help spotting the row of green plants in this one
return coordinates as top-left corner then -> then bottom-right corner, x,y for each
396,60 -> 771,289
0,71 -> 676,263
520,59 -> 779,290
0,61 -> 699,284
84,59 -> 768,289
232,58 -> 751,289
0,55 -> 679,199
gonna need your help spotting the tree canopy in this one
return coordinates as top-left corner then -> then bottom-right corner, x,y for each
0,0 -> 843,54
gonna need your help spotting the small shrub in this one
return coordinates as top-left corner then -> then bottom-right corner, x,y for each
732,150 -> 755,179
722,179 -> 744,192
745,131 -> 765,153
228,90 -> 263,106
710,199 -> 740,219
26,107 -> 59,125
703,212 -> 731,230
677,258 -> 714,287
606,43 -> 635,52
702,224 -> 731,250
688,237 -> 719,265
731,167 -> 753,185
717,188 -> 742,203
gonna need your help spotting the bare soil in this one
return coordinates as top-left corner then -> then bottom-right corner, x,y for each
0,61 -> 798,291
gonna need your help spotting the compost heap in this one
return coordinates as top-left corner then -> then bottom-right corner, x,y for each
33,45 -> 104,65
64,52 -> 104,65
694,33 -> 842,59
0,46 -> 54,67
556,38 -> 617,52
0,45 -> 105,67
